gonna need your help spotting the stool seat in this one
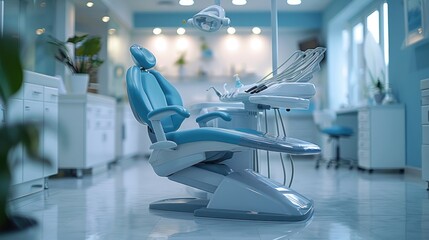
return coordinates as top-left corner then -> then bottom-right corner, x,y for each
321,126 -> 353,137
316,125 -> 354,169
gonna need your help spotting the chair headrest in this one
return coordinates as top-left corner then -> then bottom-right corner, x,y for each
130,44 -> 156,70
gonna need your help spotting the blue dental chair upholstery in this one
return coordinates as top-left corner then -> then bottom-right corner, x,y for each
126,44 -> 321,221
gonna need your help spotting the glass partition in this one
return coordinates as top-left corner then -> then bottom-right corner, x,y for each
2,0 -> 56,75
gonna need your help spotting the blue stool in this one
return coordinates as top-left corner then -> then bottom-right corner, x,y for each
316,125 -> 354,169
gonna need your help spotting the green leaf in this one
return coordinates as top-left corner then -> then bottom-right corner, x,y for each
67,34 -> 88,44
77,37 -> 101,57
0,35 -> 23,105
0,122 -> 50,166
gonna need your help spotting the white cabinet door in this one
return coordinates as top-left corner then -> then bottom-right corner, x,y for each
43,102 -> 58,177
423,145 -> 429,181
7,99 -> 24,185
23,100 -> 44,182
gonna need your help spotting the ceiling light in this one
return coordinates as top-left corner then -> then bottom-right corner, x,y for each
153,28 -> 162,35
287,0 -> 301,5
177,27 -> 186,35
232,0 -> 247,5
108,28 -> 116,35
252,27 -> 261,35
35,28 -> 45,35
102,16 -> 110,22
179,0 -> 194,6
86,1 -> 94,7
227,27 -> 236,35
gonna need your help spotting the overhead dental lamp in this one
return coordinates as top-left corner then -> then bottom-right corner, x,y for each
186,4 -> 230,32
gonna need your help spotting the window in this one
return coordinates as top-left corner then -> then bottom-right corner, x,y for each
341,2 -> 389,107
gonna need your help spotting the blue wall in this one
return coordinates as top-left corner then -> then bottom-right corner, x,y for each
388,0 -> 429,168
323,0 -> 429,168
134,11 -> 322,30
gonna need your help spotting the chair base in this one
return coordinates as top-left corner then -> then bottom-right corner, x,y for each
150,196 -> 313,222
315,157 -> 354,170
149,169 -> 314,222
194,206 -> 313,222
326,158 -> 354,169
150,198 -> 209,212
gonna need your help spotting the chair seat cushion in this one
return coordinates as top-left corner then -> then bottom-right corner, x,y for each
166,127 -> 320,155
321,125 -> 353,137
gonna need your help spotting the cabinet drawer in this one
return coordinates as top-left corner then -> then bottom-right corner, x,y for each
44,87 -> 58,103
359,131 -> 370,142
423,145 -> 429,180
24,83 -> 44,101
423,125 -> 429,145
358,150 -> 370,168
358,111 -> 369,122
358,121 -> 370,131
358,140 -> 370,150
422,106 -> 429,125
423,96 -> 429,106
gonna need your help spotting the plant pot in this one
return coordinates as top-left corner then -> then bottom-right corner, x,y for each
373,92 -> 385,105
0,215 -> 39,240
69,74 -> 89,94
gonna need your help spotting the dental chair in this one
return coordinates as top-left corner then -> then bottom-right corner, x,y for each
126,44 -> 321,221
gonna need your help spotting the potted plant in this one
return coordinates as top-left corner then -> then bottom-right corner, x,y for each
0,35 -> 49,238
369,70 -> 385,105
175,52 -> 187,79
49,34 -> 104,93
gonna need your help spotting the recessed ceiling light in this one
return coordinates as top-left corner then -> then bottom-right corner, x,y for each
177,27 -> 186,35
179,0 -> 194,6
287,0 -> 301,5
102,16 -> 110,22
252,27 -> 261,35
35,28 -> 45,35
108,28 -> 116,35
86,1 -> 94,7
232,0 -> 247,5
153,28 -> 162,35
227,27 -> 236,35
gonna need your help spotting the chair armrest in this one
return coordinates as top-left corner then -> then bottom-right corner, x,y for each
147,106 -> 190,150
147,105 -> 190,121
196,111 -> 232,127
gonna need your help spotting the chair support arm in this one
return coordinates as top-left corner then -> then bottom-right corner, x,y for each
148,106 -> 190,150
147,105 -> 190,120
196,111 -> 232,127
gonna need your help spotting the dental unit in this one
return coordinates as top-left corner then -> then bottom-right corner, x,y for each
125,0 -> 326,221
208,47 -> 326,110
125,44 -> 325,221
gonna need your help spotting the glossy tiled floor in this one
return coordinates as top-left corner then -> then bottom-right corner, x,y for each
10,156 -> 429,240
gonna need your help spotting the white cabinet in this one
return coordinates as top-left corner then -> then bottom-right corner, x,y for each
22,99 -> 44,182
5,71 -> 59,198
357,105 -> 405,171
123,103 -> 149,157
421,79 -> 429,189
59,93 -> 116,176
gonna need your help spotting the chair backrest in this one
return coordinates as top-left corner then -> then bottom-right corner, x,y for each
126,44 -> 186,133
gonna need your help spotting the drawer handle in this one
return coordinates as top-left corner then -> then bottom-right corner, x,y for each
32,91 -> 42,95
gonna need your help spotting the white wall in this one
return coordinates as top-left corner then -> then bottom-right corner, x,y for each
107,16 -> 133,99
131,28 -> 320,82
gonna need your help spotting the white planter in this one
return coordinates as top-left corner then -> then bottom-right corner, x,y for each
69,74 -> 89,94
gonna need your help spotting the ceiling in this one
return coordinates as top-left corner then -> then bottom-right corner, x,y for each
119,0 -> 333,12
74,0 -> 332,31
